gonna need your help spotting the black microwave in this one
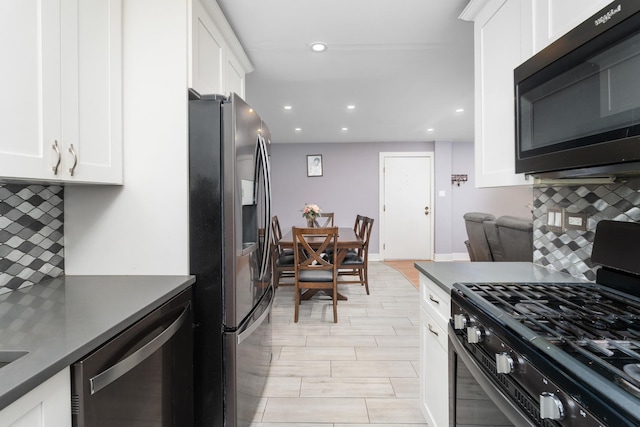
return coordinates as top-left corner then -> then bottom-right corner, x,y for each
515,0 -> 640,178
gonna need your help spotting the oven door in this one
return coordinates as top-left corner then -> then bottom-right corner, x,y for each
448,323 -> 535,427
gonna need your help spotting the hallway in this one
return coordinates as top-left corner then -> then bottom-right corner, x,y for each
250,261 -> 426,426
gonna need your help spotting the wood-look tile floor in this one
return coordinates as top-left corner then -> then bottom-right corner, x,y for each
250,261 -> 427,426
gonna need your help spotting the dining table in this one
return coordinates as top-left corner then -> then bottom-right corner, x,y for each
279,227 -> 363,301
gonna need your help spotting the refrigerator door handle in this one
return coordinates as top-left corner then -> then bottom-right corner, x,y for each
257,135 -> 272,281
237,291 -> 273,345
89,304 -> 190,395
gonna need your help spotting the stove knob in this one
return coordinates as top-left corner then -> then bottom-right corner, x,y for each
453,314 -> 469,330
467,325 -> 484,344
540,392 -> 564,420
495,352 -> 514,374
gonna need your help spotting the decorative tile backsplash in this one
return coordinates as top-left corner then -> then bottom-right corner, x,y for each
533,178 -> 640,281
0,185 -> 64,294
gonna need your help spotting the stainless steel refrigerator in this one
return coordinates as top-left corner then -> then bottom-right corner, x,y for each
188,90 -> 273,427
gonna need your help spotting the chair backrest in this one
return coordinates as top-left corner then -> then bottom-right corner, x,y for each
496,215 -> 533,261
292,227 -> 338,273
353,214 -> 365,238
316,212 -> 334,227
271,216 -> 283,242
463,212 -> 495,261
483,219 -> 505,261
361,217 -> 374,252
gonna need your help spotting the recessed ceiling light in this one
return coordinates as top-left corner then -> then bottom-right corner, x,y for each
455,108 -> 464,113
427,128 -> 434,132
295,128 -> 301,131
347,105 -> 355,110
341,127 -> 348,131
284,105 -> 292,110
310,42 -> 327,52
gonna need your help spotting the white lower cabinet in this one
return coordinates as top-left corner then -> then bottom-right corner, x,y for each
419,274 -> 451,427
0,368 -> 71,427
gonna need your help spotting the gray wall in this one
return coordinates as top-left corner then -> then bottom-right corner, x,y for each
449,142 -> 533,254
270,140 -> 532,258
269,141 -> 433,256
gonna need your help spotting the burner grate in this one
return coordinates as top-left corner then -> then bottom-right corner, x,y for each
460,282 -> 640,393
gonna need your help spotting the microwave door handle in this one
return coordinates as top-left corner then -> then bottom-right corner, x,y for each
89,305 -> 190,395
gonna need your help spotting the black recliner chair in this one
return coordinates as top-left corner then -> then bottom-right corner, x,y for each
463,212 -> 495,261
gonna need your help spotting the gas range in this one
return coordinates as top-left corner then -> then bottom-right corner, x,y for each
449,221 -> 640,427
451,281 -> 640,426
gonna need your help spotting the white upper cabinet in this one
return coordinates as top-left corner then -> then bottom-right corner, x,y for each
461,0 -> 617,188
533,0 -> 616,53
1,0 -> 62,182
0,0 -> 122,184
461,0 -> 533,188
190,0 -> 253,98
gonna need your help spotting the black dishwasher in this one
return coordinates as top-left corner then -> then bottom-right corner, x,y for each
71,287 -> 193,427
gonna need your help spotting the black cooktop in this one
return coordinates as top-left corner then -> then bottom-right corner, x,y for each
458,281 -> 640,398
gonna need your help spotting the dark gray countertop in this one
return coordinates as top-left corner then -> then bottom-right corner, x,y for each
414,261 -> 586,293
0,275 -> 195,411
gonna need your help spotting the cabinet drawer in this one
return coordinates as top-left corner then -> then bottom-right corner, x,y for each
420,274 -> 451,329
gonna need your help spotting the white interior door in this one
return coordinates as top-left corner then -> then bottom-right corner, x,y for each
380,153 -> 433,260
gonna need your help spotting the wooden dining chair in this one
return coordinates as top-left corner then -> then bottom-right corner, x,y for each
316,212 -> 334,227
270,216 -> 295,288
292,226 -> 339,322
338,216 -> 374,295
272,216 -> 293,255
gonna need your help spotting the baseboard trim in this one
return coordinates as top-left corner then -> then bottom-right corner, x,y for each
433,253 -> 470,262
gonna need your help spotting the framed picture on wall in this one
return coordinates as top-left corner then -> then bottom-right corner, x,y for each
307,154 -> 323,177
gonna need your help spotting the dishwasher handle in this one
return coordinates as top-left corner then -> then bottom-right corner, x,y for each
90,304 -> 190,395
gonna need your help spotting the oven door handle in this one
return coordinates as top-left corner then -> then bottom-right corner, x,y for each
89,304 -> 190,395
448,323 -> 536,427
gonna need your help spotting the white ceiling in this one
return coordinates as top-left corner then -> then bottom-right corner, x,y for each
216,0 -> 475,144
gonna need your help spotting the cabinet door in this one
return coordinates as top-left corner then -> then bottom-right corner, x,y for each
191,0 -> 224,95
533,0 -> 615,53
61,0 -> 123,184
420,307 -> 449,427
0,368 -> 71,427
0,0 -> 62,181
471,0 -> 532,188
226,52 -> 245,99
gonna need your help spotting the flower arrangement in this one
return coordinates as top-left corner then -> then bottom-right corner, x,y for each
301,203 -> 321,219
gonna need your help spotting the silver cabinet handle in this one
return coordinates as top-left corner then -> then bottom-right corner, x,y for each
68,144 -> 78,176
89,304 -> 190,395
429,294 -> 440,304
52,140 -> 61,175
428,324 -> 439,336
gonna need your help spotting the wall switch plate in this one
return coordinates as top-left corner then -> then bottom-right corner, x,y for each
565,212 -> 588,231
547,207 -> 564,233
